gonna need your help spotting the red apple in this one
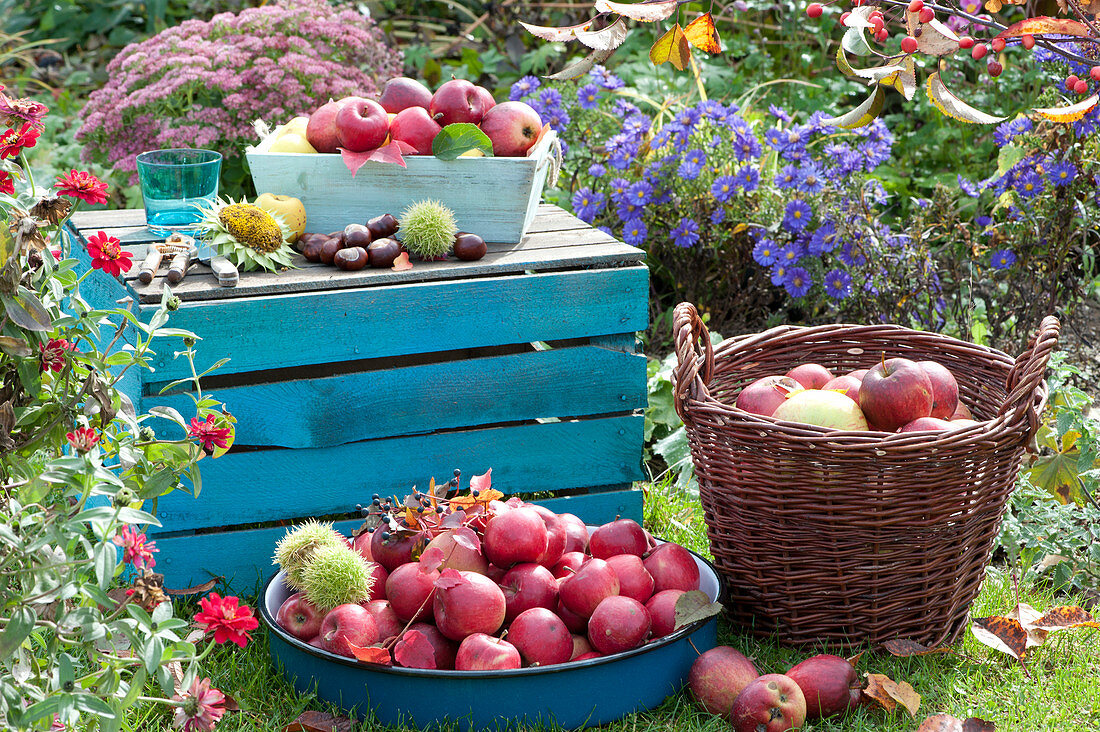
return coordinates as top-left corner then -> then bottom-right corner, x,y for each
319,603 -> 378,658
587,595 -> 650,655
473,85 -> 497,115
786,363 -> 834,389
559,558 -> 620,618
530,504 -> 567,567
429,79 -> 489,126
730,674 -> 807,732
500,562 -> 558,623
558,513 -> 589,554
847,368 -> 869,380
822,374 -> 861,403
508,607 -> 573,666
786,654 -> 861,720
556,595 -> 589,634
276,593 -> 324,641
917,360 -> 960,419
479,101 -> 543,157
306,98 -> 350,153
859,357 -> 935,431
645,589 -> 686,639
605,554 -> 655,603
570,634 -> 594,660
735,375 -> 804,417
689,646 -> 760,718
334,97 -> 390,152
772,389 -> 869,431
369,526 -> 421,571
433,569 -> 507,641
953,401 -> 974,420
899,416 -> 954,432
455,633 -> 522,670
364,561 -> 388,601
351,531 -> 373,561
574,651 -> 603,661
483,506 -> 548,568
385,562 -> 439,622
551,551 -> 588,579
359,599 -> 404,642
389,107 -> 442,156
643,543 -> 700,593
308,635 -> 324,649
589,519 -> 648,559
424,529 -> 489,575
379,76 -> 433,114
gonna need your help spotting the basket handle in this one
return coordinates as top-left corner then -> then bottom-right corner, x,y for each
673,302 -> 715,421
997,315 -> 1060,434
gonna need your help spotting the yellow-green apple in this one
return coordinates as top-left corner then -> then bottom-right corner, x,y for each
268,133 -> 317,154
479,101 -> 544,157
254,193 -> 306,242
772,389 -> 869,431
379,76 -> 433,113
276,116 -> 310,140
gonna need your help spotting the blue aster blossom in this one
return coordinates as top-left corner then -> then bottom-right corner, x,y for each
798,164 -> 826,195
823,268 -> 853,300
808,222 -> 839,255
577,83 -> 601,110
775,165 -> 799,190
608,177 -> 631,202
671,218 -> 701,248
990,249 -> 1016,269
993,117 -> 1033,146
776,244 -> 801,266
1046,159 -> 1077,187
770,262 -> 790,287
769,105 -> 793,123
572,187 -> 605,223
957,175 -> 981,197
621,218 -> 648,247
784,267 -> 812,299
587,163 -> 606,178
510,75 -> 540,101
782,199 -> 813,232
733,166 -> 760,192
678,149 -> 707,180
753,238 -> 779,266
627,181 -> 653,206
711,175 -> 738,203
710,208 -> 726,225
1015,170 -> 1044,198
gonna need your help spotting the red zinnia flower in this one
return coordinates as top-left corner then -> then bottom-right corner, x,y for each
0,171 -> 13,195
0,94 -> 48,129
39,337 -> 75,372
86,231 -> 133,276
172,677 -> 226,732
66,426 -> 99,453
187,414 -> 231,454
194,593 -> 259,648
0,122 -> 40,159
55,169 -> 109,205
112,525 -> 158,570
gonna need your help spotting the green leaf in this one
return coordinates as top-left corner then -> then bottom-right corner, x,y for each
0,607 -> 36,659
94,541 -> 117,589
142,636 -> 164,675
120,666 -> 146,710
431,123 -> 494,160
73,692 -> 117,719
2,292 -> 51,332
673,589 -> 723,629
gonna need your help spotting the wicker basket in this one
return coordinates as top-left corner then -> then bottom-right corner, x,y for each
672,303 -> 1059,647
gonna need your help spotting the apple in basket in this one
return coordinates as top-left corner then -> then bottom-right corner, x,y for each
772,389 -> 869,431
859,357 -> 934,431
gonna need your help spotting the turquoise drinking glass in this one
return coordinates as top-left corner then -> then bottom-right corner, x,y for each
136,149 -> 222,236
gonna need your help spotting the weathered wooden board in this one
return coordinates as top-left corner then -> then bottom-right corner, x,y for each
153,487 -> 643,593
246,131 -> 558,243
139,266 -> 649,382
150,415 -> 645,533
145,343 -> 647,448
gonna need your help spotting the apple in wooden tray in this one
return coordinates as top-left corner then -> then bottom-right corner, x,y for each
271,469 -> 717,669
733,357 -> 974,434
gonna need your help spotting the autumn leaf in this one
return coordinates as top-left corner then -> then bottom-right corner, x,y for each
994,16 -> 1089,40
576,18 -> 629,51
971,616 -> 1029,662
673,590 -> 722,629
339,141 -> 408,176
1006,603 -> 1049,647
649,24 -> 691,71
1032,94 -> 1100,125
595,0 -> 680,21
905,11 -> 960,55
450,526 -> 481,554
434,568 -> 466,590
917,714 -> 996,732
862,672 -> 920,717
284,711 -> 353,732
347,641 -> 392,666
391,252 -> 413,272
926,72 -> 1007,125
880,639 -> 951,657
823,86 -> 885,129
393,629 -> 437,669
545,49 -> 615,81
683,13 -> 721,54
470,469 -> 493,492
1031,605 -> 1100,631
418,546 -> 446,573
519,18 -> 595,42
846,650 -> 865,666
164,577 -> 222,596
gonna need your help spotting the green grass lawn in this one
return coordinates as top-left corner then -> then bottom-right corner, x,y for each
151,480 -> 1100,731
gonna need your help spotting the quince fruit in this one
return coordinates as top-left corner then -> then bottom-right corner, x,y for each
255,193 -> 307,243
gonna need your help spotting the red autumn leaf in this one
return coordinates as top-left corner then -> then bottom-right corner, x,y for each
391,252 -> 413,272
971,616 -> 1029,661
346,640 -> 392,666
434,567 -> 466,590
222,693 -> 241,712
418,546 -> 446,573
451,526 -> 481,554
683,13 -> 721,54
393,629 -> 437,669
339,141 -> 408,177
649,23 -> 691,71
994,16 -> 1092,40
441,509 -> 467,528
1031,605 -> 1100,631
881,639 -> 951,657
862,672 -> 921,717
284,710 -> 353,732
916,713 -> 996,732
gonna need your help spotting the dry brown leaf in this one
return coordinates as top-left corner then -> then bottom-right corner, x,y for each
168,660 -> 185,696
847,650 -> 865,666
971,616 -> 1028,661
284,711 -> 353,732
881,639 -> 950,657
165,577 -> 222,596
1006,603 -> 1049,647
1031,605 -> 1100,631
917,713 -> 996,731
862,672 -> 920,717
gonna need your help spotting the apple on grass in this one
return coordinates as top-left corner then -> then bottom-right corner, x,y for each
786,654 -> 861,720
334,97 -> 390,152
859,357 -> 935,431
479,101 -> 544,157
319,603 -> 378,658
689,646 -> 760,718
379,77 -> 433,113
730,674 -> 807,732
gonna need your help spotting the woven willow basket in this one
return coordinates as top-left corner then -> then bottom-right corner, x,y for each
672,303 -> 1059,647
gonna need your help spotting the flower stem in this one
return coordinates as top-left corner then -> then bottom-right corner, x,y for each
19,150 -> 35,197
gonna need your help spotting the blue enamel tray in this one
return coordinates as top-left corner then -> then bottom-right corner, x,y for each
259,544 -> 722,730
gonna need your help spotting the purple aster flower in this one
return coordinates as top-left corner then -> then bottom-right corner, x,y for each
510,75 -> 540,101
770,262 -> 789,287
621,218 -> 648,247
798,164 -> 826,195
957,175 -> 981,197
588,162 -> 606,178
975,215 -> 992,228
650,128 -> 672,150
777,244 -> 801,266
733,130 -> 762,161
590,65 -> 625,90
764,127 -> 786,149
769,105 -> 792,123
823,268 -> 852,299
1015,170 -> 1043,198
572,187 -> 605,223
612,99 -> 641,118
577,83 -> 601,110
782,199 -> 813,232
990,249 -> 1016,269
538,88 -> 563,109
753,238 -> 779,266
678,149 -> 707,180
783,267 -> 812,298
808,222 -> 838,255
839,241 -> 866,267
993,117 -> 1033,146
733,166 -> 760,192
671,217 -> 700,248
1046,159 -> 1076,187
608,177 -> 631,202
775,165 -> 799,190
627,181 -> 653,206
711,175 -> 737,203
711,208 -> 726,225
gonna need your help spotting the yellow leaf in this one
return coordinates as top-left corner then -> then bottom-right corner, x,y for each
1032,94 -> 1099,123
926,72 -> 1007,125
683,13 -> 721,54
649,24 -> 691,71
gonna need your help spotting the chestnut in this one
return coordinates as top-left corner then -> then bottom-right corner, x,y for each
345,227 -> 372,248
296,232 -> 324,253
319,238 -> 342,265
367,238 -> 401,268
302,238 -> 326,263
326,231 -> 347,248
334,246 -> 368,271
453,232 -> 487,261
367,213 -> 400,240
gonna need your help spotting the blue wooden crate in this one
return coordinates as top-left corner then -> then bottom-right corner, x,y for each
68,205 -> 648,594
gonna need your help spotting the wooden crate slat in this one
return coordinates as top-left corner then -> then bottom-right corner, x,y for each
145,343 -> 647,449
150,415 -> 645,533
141,266 -> 649,381
153,486 -> 643,593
